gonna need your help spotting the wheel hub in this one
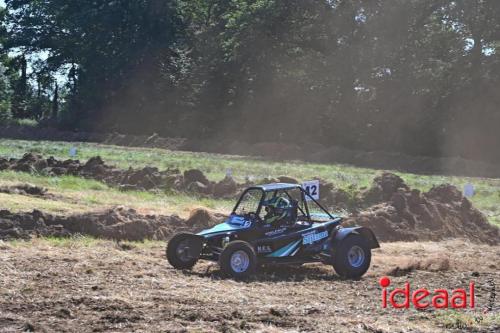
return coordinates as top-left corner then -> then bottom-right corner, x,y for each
176,240 -> 192,262
347,245 -> 365,268
230,250 -> 250,273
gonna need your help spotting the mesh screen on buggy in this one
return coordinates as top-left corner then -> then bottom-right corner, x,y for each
234,189 -> 262,216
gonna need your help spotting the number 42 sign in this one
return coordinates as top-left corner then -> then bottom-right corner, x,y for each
302,180 -> 320,201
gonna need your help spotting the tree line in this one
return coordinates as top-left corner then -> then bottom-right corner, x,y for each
0,1 -> 499,163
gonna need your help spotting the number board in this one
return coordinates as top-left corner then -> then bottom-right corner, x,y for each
302,180 -> 320,201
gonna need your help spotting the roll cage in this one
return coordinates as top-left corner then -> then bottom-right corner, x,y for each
231,183 -> 335,224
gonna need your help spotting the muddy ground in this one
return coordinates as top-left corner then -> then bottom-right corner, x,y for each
0,239 -> 498,332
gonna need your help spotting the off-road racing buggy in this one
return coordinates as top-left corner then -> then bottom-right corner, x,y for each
167,183 -> 379,279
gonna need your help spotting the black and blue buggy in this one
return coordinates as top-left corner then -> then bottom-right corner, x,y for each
167,183 -> 379,279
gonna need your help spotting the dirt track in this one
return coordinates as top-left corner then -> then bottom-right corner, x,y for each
0,239 -> 498,332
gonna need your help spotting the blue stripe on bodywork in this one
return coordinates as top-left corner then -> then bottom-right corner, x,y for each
267,239 -> 302,257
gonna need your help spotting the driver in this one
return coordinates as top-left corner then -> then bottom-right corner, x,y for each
263,196 -> 292,227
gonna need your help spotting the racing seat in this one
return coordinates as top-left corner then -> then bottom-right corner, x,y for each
281,199 -> 298,227
288,199 -> 312,228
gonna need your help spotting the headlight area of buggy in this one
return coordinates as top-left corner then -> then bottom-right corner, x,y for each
166,183 -> 380,279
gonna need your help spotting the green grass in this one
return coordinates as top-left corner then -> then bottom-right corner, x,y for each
0,170 -> 108,191
4,236 -> 82,248
0,169 -> 233,217
0,138 -> 499,226
3,118 -> 39,127
435,310 -> 500,330
5,235 -> 162,249
0,138 -> 375,186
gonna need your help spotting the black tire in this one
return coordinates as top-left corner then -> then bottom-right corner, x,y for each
219,241 -> 257,279
332,234 -> 371,279
166,232 -> 202,270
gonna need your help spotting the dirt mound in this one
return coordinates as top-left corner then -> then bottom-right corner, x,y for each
0,206 -> 227,241
1,154 -> 498,244
0,207 -> 187,241
344,175 -> 500,244
362,172 -> 409,204
277,176 -> 299,184
425,184 -> 463,203
312,178 -> 360,210
184,169 -> 210,186
0,183 -> 48,197
314,173 -> 498,245
0,153 -> 245,197
185,208 -> 226,229
213,176 -> 238,198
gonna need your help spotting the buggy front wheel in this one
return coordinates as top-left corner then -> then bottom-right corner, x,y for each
166,233 -> 203,270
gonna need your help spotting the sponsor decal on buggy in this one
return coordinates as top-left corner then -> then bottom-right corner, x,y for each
265,228 -> 286,237
228,215 -> 252,227
257,245 -> 272,253
302,230 -> 328,245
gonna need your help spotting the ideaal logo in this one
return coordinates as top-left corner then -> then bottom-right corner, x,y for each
379,276 -> 475,309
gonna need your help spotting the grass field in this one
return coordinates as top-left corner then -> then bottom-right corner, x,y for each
0,170 -> 233,217
1,138 -> 499,226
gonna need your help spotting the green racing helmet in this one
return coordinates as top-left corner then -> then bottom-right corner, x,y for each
263,196 -> 291,224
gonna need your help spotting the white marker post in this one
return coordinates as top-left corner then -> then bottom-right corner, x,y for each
463,183 -> 475,198
69,147 -> 77,157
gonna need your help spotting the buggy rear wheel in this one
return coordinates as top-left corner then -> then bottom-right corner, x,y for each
219,241 -> 257,279
332,234 -> 371,279
166,232 -> 203,270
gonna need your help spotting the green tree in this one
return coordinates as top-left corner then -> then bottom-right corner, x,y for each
0,62 -> 11,122
4,0 -> 184,129
2,0 -> 500,163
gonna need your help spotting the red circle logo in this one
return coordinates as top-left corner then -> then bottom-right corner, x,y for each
379,276 -> 391,288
